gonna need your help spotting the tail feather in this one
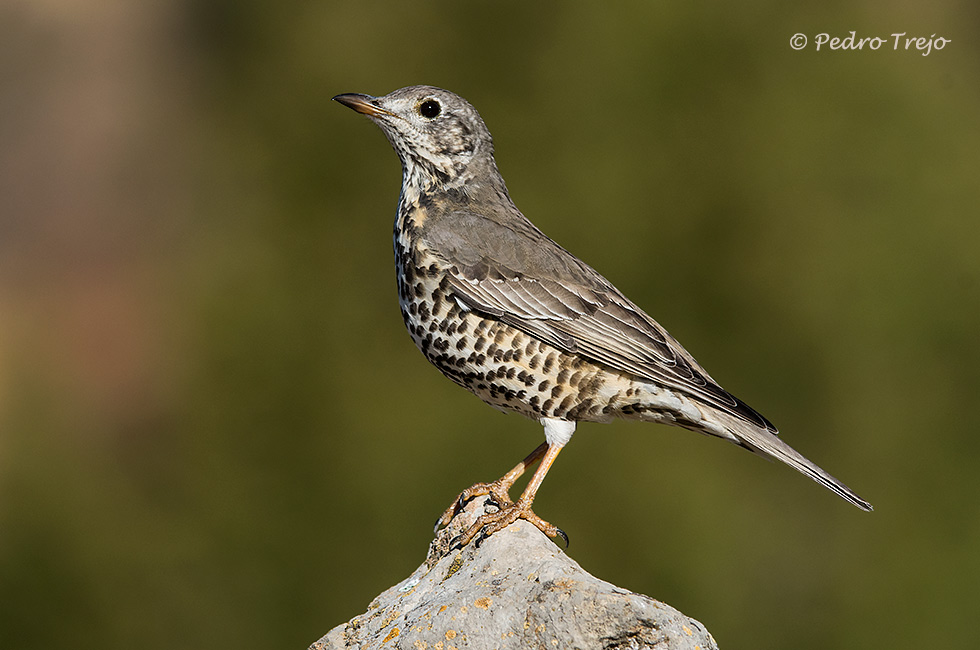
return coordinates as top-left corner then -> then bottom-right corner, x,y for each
735,422 -> 873,512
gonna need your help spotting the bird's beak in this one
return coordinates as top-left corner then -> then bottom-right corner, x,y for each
332,93 -> 392,118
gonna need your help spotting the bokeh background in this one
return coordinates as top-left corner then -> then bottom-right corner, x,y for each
2,1 -> 978,649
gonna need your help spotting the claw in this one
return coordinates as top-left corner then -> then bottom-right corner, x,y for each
435,488 -> 478,533
554,527 -> 570,549
473,526 -> 490,549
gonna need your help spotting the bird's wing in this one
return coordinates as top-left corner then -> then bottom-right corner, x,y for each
424,209 -> 776,432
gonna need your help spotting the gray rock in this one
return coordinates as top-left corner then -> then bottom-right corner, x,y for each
310,497 -> 718,650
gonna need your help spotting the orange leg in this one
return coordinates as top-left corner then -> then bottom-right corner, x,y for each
436,442 -> 568,547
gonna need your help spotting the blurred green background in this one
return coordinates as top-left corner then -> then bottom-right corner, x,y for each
2,1 -> 978,649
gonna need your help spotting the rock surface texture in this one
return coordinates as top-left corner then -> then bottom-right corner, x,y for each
309,498 -> 718,650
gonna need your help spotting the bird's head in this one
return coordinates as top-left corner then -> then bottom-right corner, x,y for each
334,85 -> 501,194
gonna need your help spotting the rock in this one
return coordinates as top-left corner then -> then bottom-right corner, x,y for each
309,497 -> 718,650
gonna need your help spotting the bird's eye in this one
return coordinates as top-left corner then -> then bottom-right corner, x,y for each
419,100 -> 441,119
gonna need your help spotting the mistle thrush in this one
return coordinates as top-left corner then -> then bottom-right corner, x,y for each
334,85 -> 872,547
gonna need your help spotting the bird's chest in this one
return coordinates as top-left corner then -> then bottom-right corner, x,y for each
393,227 -> 461,363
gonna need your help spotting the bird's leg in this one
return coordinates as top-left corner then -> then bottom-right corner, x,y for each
454,443 -> 568,548
435,441 -> 550,533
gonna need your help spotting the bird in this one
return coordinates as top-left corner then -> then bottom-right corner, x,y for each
333,85 -> 872,547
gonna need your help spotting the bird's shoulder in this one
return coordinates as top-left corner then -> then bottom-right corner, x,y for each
418,194 -> 592,285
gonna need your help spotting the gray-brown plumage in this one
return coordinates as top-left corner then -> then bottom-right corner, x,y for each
334,85 -> 872,546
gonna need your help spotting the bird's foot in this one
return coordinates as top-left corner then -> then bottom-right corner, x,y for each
459,497 -> 568,549
433,442 -> 566,548
434,479 -> 514,533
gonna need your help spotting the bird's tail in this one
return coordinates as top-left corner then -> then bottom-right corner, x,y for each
614,379 -> 872,511
731,419 -> 873,512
